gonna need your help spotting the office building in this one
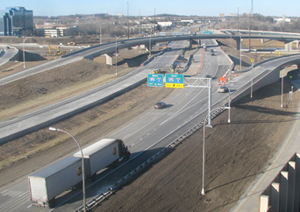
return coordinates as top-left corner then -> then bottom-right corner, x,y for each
0,6 -> 33,36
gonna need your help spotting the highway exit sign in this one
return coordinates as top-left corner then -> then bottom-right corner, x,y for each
165,74 -> 184,88
147,74 -> 164,87
165,83 -> 184,88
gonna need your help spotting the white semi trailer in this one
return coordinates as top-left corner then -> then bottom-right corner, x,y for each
28,156 -> 82,208
28,138 -> 130,208
73,138 -> 130,180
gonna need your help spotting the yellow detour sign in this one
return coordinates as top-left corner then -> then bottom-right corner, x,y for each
165,83 -> 184,88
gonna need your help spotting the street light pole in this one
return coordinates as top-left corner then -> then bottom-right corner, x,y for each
153,7 -> 156,32
116,36 -> 119,75
115,36 -> 124,75
149,29 -> 153,57
23,37 -> 31,69
228,34 -> 232,123
127,1 -> 129,39
48,127 -> 86,212
241,54 -> 254,98
100,23 -> 105,44
251,60 -> 254,98
202,107 -> 230,196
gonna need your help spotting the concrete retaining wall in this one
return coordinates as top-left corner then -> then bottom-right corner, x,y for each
260,153 -> 300,212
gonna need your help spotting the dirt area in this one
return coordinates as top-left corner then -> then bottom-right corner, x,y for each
0,47 -> 168,187
92,79 -> 299,212
0,37 -> 299,212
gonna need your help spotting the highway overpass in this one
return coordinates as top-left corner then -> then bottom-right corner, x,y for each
63,32 -> 300,65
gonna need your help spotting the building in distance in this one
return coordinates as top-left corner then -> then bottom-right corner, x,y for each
0,6 -> 33,36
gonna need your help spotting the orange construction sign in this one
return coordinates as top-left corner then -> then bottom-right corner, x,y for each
219,77 -> 225,82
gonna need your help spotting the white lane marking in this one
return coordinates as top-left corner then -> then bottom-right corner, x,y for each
18,191 -> 29,197
1,189 -> 8,194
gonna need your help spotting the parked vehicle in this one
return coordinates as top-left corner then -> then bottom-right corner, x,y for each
154,102 -> 166,109
28,138 -> 130,208
217,86 -> 229,93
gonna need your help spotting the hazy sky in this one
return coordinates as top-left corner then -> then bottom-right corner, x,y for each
6,0 -> 300,17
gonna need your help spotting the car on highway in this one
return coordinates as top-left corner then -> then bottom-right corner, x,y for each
154,102 -> 166,109
217,86 -> 229,93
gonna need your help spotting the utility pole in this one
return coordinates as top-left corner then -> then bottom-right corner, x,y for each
139,9 -> 141,35
238,5 -> 242,71
249,0 -> 253,52
127,1 -> 129,39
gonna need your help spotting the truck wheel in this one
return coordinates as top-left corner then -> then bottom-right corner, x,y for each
48,199 -> 55,208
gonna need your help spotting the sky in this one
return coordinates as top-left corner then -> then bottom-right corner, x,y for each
5,0 -> 300,17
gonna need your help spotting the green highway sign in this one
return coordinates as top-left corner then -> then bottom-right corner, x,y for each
165,74 -> 184,84
147,74 -> 164,87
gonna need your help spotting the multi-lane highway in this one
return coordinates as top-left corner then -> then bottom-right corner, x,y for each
0,36 -> 233,211
0,45 -> 18,66
0,29 -> 300,211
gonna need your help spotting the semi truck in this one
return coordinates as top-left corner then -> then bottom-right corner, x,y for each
28,138 -> 130,208
73,138 -> 130,180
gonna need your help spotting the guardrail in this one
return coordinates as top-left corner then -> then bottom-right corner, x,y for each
75,106 -> 226,212
232,53 -> 300,74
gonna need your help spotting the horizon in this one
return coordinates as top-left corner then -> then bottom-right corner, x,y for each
6,0 -> 300,18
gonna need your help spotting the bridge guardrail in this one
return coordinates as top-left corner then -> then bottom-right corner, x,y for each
232,53 -> 300,74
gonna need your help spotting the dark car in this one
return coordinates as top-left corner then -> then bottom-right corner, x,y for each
154,102 -> 166,109
217,86 -> 229,93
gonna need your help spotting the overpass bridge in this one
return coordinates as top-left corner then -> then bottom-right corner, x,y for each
63,32 -> 300,65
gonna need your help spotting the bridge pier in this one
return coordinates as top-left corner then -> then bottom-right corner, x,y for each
285,40 -> 300,52
144,44 -> 150,53
234,38 -> 241,50
145,40 -> 155,54
296,40 -> 300,49
105,53 -> 114,65
189,39 -> 193,48
189,39 -> 199,48
285,42 -> 292,52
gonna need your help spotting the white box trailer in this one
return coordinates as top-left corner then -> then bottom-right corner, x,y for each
28,156 -> 82,208
73,138 -> 130,180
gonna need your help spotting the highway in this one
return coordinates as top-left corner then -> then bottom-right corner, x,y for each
0,30 -> 300,211
0,45 -> 18,66
1,30 -> 300,86
0,36 -> 232,211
